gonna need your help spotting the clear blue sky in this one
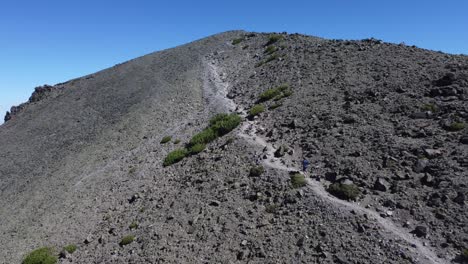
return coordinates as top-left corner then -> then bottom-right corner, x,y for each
1,0 -> 467,123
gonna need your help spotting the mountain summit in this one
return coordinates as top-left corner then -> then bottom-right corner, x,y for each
1,31 -> 467,263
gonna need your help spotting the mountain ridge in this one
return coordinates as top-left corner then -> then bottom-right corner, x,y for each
1,31 -> 467,263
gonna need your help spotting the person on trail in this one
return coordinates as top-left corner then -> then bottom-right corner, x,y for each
302,159 -> 310,172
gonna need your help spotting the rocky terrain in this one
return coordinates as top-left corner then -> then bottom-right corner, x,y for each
0,31 -> 467,264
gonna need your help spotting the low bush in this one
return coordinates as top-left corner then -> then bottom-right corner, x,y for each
129,222 -> 138,230
266,34 -> 283,45
422,103 -> 438,112
164,113 -> 242,166
210,113 -> 242,136
120,235 -> 135,246
328,183 -> 360,201
290,173 -> 307,188
63,244 -> 77,254
163,148 -> 188,166
259,88 -> 282,102
173,139 -> 181,144
189,128 -> 217,146
264,54 -> 279,64
232,37 -> 244,45
447,122 -> 466,131
259,84 -> 290,102
160,136 -> 171,144
269,102 -> 283,110
188,143 -> 206,155
265,45 -> 277,54
249,166 -> 265,177
249,104 -> 265,117
23,247 -> 57,264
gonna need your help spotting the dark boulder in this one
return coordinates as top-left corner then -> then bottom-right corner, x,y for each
374,178 -> 390,192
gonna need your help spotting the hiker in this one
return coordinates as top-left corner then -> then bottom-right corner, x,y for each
302,159 -> 310,172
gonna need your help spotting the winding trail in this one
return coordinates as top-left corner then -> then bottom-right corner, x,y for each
204,59 -> 448,264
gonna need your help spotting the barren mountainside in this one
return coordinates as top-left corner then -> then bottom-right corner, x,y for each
0,31 -> 467,264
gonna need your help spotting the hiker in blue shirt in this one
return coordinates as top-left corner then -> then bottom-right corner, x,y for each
302,159 -> 310,172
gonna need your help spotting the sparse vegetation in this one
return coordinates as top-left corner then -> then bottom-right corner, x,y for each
173,139 -> 181,144
274,88 -> 293,101
290,173 -> 307,188
328,183 -> 360,201
22,247 -> 57,264
255,54 -> 279,67
188,143 -> 206,154
242,45 -> 249,50
265,45 -> 277,54
189,128 -> 217,146
249,104 -> 265,117
249,165 -> 265,177
422,103 -> 438,112
264,54 -> 279,63
259,88 -> 282,102
232,37 -> 244,45
163,113 -> 242,166
269,102 -> 283,110
63,244 -> 77,254
266,34 -> 283,45
163,148 -> 188,166
129,222 -> 138,230
160,136 -> 172,144
447,122 -> 466,131
120,235 -> 135,246
259,84 -> 291,102
209,113 -> 242,136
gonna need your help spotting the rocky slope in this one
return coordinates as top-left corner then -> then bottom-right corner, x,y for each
0,31 -> 467,264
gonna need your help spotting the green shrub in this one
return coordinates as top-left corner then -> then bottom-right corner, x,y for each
232,37 -> 244,45
23,247 -> 57,264
266,34 -> 283,45
209,113 -> 230,126
269,103 -> 283,110
129,222 -> 138,230
290,173 -> 307,188
189,128 -> 217,146
255,54 -> 279,67
422,103 -> 438,112
265,45 -> 277,54
120,235 -> 135,246
160,136 -> 172,144
328,183 -> 360,201
447,122 -> 466,131
264,54 -> 279,64
173,139 -> 181,144
163,148 -> 188,166
188,143 -> 206,155
259,88 -> 282,102
249,104 -> 265,117
249,166 -> 265,177
63,244 -> 77,254
274,89 -> 293,101
210,114 -> 242,136
255,61 -> 265,67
